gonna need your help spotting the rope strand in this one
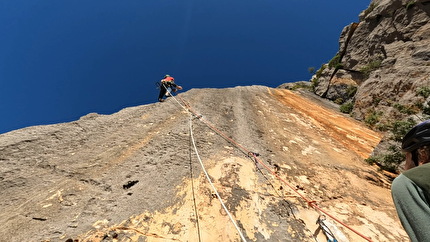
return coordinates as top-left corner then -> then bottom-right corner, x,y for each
167,91 -> 373,242
189,115 -> 248,242
189,115 -> 202,242
164,87 -> 247,241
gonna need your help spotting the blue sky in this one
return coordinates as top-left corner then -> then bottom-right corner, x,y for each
0,0 -> 370,134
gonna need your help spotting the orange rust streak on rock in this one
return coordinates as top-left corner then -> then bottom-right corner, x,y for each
271,89 -> 382,159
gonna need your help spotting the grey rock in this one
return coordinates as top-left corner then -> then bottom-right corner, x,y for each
277,81 -> 311,90
312,0 -> 430,122
0,86 -> 407,241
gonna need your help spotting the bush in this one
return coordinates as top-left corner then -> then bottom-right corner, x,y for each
311,65 -> 327,91
376,122 -> 391,132
311,78 -> 319,91
360,59 -> 382,78
373,97 -> 382,106
365,145 -> 405,173
340,102 -> 354,114
315,65 -> 326,78
415,101 -> 424,110
417,87 -> 430,98
365,111 -> 382,127
291,82 -> 312,91
416,100 -> 430,115
328,54 -> 342,69
392,118 -> 416,141
346,86 -> 358,98
365,156 -> 380,165
394,103 -> 418,115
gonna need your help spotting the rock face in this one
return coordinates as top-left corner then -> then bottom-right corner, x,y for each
277,81 -> 311,90
312,0 -> 430,122
0,86 -> 407,241
302,0 -> 430,171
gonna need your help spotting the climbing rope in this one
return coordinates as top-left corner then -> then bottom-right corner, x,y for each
162,83 -> 189,111
164,91 -> 373,242
188,115 -> 202,242
189,114 -> 248,242
164,85 -> 247,241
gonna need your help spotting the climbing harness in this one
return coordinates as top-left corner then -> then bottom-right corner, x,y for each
164,90 -> 373,242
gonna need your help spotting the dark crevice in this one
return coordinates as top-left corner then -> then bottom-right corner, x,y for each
32,217 -> 47,221
321,23 -> 359,98
123,180 -> 139,189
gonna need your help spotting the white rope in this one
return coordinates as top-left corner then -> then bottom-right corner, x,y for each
189,115 -> 248,242
162,83 -> 189,111
163,84 -> 247,241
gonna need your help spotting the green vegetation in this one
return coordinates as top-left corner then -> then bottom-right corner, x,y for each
360,59 -> 382,78
366,145 -> 405,173
376,122 -> 391,132
311,78 -> 319,91
340,101 -> 354,114
423,101 -> 430,115
392,118 -> 416,141
373,97 -> 382,106
365,118 -> 416,173
394,103 -> 418,115
346,86 -> 358,98
365,110 -> 382,127
291,82 -> 312,91
417,87 -> 430,98
315,64 -> 326,78
328,54 -> 343,69
311,64 -> 326,91
365,118 -> 415,173
406,1 -> 416,10
413,87 -> 430,115
358,86 -> 430,173
308,67 -> 316,75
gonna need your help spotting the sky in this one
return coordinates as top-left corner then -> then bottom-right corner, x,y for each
0,0 -> 371,134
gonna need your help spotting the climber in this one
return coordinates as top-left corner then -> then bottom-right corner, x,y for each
391,119 -> 430,242
158,74 -> 183,102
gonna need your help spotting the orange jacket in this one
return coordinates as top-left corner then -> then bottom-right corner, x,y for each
162,76 -> 174,83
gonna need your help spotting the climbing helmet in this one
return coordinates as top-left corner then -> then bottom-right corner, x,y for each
402,120 -> 430,152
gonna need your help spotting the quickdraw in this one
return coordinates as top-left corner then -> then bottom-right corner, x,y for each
315,215 -> 338,242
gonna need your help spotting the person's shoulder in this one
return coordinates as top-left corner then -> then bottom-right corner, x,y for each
403,163 -> 430,193
392,174 -> 412,190
404,163 -> 430,178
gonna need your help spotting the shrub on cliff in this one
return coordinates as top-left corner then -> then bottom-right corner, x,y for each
340,102 -> 354,114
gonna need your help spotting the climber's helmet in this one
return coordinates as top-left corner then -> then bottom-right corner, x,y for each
164,74 -> 170,78
402,120 -> 430,153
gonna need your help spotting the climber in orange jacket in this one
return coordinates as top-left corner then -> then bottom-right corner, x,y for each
158,74 -> 183,102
